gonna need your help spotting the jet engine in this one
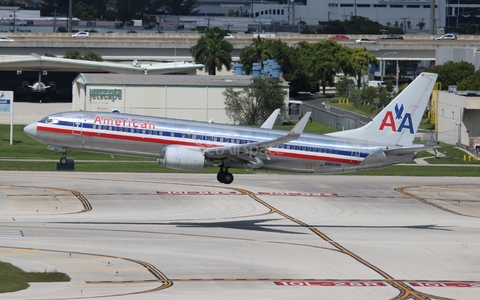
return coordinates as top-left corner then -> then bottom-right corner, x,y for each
158,146 -> 207,170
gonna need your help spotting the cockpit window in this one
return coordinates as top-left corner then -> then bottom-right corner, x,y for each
39,117 -> 59,124
40,117 -> 53,123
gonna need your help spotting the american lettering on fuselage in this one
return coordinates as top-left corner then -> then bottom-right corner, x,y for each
24,73 -> 438,184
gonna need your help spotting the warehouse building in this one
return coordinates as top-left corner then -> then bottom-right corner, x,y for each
72,73 -> 290,124
436,89 -> 480,152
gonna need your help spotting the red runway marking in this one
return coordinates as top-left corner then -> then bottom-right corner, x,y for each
409,282 -> 480,288
275,281 -> 386,287
156,191 -> 240,195
258,192 -> 338,197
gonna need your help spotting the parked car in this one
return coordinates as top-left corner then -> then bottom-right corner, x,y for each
328,34 -> 349,40
354,38 -> 377,44
71,31 -> 90,38
434,34 -> 457,40
0,36 -> 14,42
377,34 -> 404,40
224,33 -> 236,39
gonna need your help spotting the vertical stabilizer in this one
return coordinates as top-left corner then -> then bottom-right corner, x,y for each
326,72 -> 438,146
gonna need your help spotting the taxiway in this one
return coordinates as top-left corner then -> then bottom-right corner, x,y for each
0,172 -> 479,299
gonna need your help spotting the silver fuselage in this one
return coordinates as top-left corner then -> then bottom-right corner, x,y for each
24,111 -> 407,173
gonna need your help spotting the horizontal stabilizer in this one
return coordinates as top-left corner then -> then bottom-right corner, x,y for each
384,145 -> 439,155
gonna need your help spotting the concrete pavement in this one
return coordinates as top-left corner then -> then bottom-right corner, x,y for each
0,102 -> 72,125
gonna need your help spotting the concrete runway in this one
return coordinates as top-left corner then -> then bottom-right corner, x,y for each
1,172 -> 480,300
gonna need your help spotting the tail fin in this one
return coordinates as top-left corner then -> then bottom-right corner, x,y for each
326,72 -> 438,146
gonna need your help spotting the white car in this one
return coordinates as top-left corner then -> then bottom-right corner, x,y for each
434,34 -> 457,40
0,36 -> 14,42
225,33 -> 236,39
71,31 -> 90,38
354,38 -> 377,44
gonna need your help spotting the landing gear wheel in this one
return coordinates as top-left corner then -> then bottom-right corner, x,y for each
217,172 -> 226,183
217,166 -> 234,184
60,157 -> 67,165
223,172 -> 234,184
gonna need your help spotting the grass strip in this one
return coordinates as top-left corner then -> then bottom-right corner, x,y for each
0,261 -> 70,293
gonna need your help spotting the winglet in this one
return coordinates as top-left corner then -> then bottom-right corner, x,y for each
289,112 -> 311,136
260,108 -> 280,129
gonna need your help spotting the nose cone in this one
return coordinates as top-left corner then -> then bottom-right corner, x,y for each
24,123 -> 37,138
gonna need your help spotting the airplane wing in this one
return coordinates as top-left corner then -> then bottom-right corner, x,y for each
204,112 -> 311,163
260,108 -> 280,129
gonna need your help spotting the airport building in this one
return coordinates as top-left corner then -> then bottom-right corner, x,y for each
72,73 -> 290,124
196,1 -> 480,34
436,89 -> 480,152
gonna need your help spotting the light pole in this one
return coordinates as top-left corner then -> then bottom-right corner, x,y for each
288,0 -> 295,25
287,1 -> 291,25
381,52 -> 397,83
365,48 -> 378,84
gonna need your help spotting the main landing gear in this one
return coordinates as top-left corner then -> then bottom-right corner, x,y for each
217,166 -> 234,184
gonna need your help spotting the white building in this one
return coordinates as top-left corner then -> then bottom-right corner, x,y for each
436,90 -> 480,151
72,74 -> 290,124
248,1 -> 479,32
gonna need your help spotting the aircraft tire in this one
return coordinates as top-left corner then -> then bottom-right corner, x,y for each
60,157 -> 67,165
217,172 -> 225,183
223,173 -> 234,184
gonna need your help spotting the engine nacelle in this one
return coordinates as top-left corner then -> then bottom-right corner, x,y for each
159,146 -> 206,171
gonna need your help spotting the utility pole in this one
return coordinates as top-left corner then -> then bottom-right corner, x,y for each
204,17 -> 214,28
429,0 -> 435,35
401,17 -> 409,33
68,0 -> 73,32
12,10 -> 16,32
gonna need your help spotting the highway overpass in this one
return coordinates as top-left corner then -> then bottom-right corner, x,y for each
1,32 -> 480,61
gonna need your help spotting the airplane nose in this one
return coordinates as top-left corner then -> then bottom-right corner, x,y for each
24,123 -> 37,138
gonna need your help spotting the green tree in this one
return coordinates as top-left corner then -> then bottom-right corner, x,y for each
339,47 -> 379,89
424,61 -> 476,90
64,50 -> 102,61
224,77 -> 287,125
82,52 -> 103,61
322,16 -> 401,35
74,1 -> 99,20
163,0 -> 199,15
64,49 -> 82,59
190,27 -> 233,75
266,39 -> 309,96
458,70 -> 480,90
115,0 -> 151,21
239,36 -> 273,75
335,77 -> 350,97
298,40 -> 347,95
360,86 -> 378,103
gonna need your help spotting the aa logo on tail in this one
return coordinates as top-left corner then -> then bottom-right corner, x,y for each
379,104 -> 414,133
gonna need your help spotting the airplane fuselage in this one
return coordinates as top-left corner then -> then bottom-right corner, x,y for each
25,111 -> 397,174
24,72 -> 438,184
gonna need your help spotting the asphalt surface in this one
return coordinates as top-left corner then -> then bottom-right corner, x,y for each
0,172 -> 479,299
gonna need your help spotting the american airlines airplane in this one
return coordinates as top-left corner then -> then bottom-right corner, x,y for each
24,72 -> 438,184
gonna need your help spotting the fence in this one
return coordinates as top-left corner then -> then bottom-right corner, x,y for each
298,101 -> 370,131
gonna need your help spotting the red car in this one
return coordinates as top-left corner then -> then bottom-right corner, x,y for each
328,34 -> 349,40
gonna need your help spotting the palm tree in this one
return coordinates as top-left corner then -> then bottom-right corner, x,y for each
190,28 -> 233,75
239,36 -> 273,74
